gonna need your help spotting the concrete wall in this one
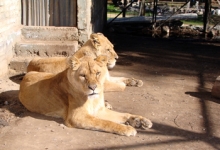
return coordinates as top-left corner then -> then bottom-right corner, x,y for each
77,0 -> 92,46
0,0 -> 22,77
77,0 -> 106,45
0,0 -> 106,77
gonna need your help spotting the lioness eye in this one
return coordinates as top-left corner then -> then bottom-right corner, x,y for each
96,72 -> 101,76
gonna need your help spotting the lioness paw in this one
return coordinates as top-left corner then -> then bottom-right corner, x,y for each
126,78 -> 143,87
122,125 -> 137,136
126,117 -> 152,130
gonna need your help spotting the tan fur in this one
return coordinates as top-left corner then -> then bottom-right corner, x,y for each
19,56 -> 152,136
27,33 -> 143,92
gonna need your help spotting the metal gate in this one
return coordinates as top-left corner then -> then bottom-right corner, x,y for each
21,0 -> 77,26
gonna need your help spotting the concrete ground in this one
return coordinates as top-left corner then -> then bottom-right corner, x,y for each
0,33 -> 220,150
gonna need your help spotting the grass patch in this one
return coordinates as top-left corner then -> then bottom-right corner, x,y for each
182,15 -> 203,26
182,15 -> 203,25
182,15 -> 220,26
107,4 -> 121,13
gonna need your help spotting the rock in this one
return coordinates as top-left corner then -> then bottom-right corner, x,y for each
0,119 -> 9,127
4,101 -> 9,105
161,26 -> 170,33
209,29 -> 218,37
211,76 -> 220,99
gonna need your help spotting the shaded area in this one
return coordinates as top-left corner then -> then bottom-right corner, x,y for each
85,122 -> 220,150
108,34 -> 220,80
102,33 -> 220,149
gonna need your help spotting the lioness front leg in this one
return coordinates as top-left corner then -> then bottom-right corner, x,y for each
104,80 -> 126,92
97,108 -> 153,130
123,78 -> 143,87
104,77 -> 143,92
65,114 -> 137,136
109,76 -> 143,87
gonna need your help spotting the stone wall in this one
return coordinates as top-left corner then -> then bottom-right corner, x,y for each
0,0 -> 106,77
77,0 -> 92,46
0,0 -> 22,77
77,0 -> 107,46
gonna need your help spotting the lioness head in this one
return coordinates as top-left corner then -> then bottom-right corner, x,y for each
90,33 -> 118,69
67,55 -> 108,99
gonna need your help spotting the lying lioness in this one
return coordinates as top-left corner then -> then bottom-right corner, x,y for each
19,56 -> 152,136
27,33 -> 143,92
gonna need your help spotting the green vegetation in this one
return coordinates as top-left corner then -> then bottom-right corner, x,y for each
182,15 -> 220,26
107,4 -> 120,13
107,3 -> 213,27
182,15 -> 203,26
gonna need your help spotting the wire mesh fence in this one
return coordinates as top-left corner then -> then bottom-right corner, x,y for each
107,0 -> 220,27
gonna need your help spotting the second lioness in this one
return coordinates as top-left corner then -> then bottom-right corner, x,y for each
27,33 -> 143,92
19,55 -> 152,136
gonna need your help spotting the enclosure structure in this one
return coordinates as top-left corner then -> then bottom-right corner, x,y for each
0,0 -> 107,77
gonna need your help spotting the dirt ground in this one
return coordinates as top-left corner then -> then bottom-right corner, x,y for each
0,33 -> 220,150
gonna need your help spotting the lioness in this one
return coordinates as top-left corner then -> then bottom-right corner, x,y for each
19,56 -> 152,136
27,33 -> 143,92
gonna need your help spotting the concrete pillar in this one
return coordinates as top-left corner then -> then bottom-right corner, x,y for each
77,0 -> 92,45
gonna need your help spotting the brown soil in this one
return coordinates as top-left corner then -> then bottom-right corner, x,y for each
0,33 -> 220,150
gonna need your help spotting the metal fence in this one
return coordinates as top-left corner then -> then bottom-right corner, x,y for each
21,0 -> 77,26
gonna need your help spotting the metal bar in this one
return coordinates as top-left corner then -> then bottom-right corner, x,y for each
152,0 -> 158,23
70,0 -> 74,26
65,0 -> 70,26
54,0 -> 59,26
33,0 -> 37,26
203,0 -> 211,33
70,0 -> 77,26
45,0 -> 49,26
36,0 -> 40,26
22,0 -> 26,25
59,0 -> 64,26
40,0 -> 44,26
123,0 -> 127,18
28,0 -> 32,25
49,0 -> 54,26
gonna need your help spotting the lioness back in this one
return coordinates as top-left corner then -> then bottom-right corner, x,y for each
27,57 -> 69,74
27,33 -> 118,74
19,70 -> 69,118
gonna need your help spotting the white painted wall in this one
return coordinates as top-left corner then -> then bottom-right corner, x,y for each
0,0 -> 22,77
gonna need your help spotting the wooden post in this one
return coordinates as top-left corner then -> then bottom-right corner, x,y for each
139,0 -> 146,16
123,0 -> 127,18
152,0 -> 158,28
203,0 -> 211,33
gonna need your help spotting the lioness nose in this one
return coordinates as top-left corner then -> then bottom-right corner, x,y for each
88,84 -> 97,91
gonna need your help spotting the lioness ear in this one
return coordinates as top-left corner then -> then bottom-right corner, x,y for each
90,33 -> 101,49
97,33 -> 103,36
95,55 -> 108,67
68,56 -> 80,70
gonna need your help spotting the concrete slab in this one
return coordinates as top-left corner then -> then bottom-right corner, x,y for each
21,26 -> 78,41
15,41 -> 78,57
9,57 -> 33,73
